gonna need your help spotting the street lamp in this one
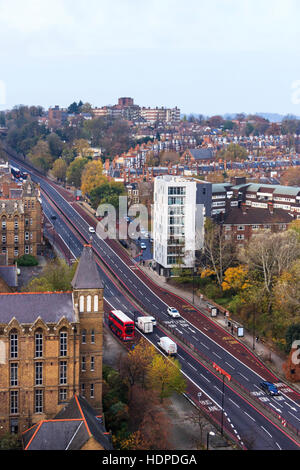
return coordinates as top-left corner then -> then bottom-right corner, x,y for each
206,431 -> 215,450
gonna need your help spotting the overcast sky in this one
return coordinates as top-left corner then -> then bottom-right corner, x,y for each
0,0 -> 299,115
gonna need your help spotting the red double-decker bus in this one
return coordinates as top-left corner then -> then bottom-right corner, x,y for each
108,310 -> 135,341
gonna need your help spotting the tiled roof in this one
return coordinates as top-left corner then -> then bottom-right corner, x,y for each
22,395 -> 113,450
71,245 -> 104,290
223,207 -> 294,225
0,292 -> 74,324
0,265 -> 18,288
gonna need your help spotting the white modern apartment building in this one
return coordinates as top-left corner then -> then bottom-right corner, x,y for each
153,175 -> 204,276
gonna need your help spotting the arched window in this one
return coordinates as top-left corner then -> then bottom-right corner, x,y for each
79,295 -> 84,313
87,295 -> 91,313
94,295 -> 98,312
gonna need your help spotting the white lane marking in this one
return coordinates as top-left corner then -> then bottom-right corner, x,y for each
261,426 -> 272,438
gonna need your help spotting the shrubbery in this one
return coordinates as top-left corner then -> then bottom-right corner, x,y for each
17,254 -> 38,266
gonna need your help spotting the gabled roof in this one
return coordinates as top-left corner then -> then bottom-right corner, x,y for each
187,148 -> 214,160
71,245 -> 104,290
0,292 -> 74,324
22,395 -> 113,450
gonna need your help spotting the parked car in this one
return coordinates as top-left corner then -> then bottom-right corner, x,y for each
89,226 -> 95,233
259,381 -> 280,396
167,307 -> 181,318
140,242 -> 147,249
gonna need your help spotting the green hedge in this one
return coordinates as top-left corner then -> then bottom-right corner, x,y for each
17,254 -> 39,267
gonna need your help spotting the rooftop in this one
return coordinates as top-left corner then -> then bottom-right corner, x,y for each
71,244 -> 104,290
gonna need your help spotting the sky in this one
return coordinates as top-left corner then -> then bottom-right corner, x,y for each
0,0 -> 300,116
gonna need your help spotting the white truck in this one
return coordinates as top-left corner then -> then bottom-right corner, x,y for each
158,336 -> 177,356
136,316 -> 154,333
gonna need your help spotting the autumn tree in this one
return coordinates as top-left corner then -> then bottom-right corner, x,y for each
66,156 -> 88,187
28,139 -> 54,173
73,138 -> 93,158
81,160 -> 106,196
147,354 -> 186,403
120,339 -> 156,397
272,260 -> 300,330
52,157 -> 67,182
222,265 -> 250,293
217,143 -> 248,161
22,259 -> 78,292
89,181 -> 126,210
281,167 -> 300,186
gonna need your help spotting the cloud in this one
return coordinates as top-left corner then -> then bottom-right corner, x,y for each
0,0 -> 299,58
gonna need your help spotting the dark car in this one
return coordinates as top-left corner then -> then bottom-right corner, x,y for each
259,381 -> 280,396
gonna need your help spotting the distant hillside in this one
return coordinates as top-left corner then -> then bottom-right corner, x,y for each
183,112 -> 300,123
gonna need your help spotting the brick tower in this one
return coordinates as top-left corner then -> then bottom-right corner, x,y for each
71,244 -> 104,412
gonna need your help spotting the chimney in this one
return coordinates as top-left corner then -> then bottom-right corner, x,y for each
241,203 -> 247,215
268,202 -> 274,215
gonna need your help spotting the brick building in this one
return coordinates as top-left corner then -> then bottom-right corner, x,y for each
0,244 -> 105,437
0,175 -> 42,263
222,204 -> 294,245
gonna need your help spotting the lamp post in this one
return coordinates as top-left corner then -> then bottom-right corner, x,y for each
206,431 -> 215,450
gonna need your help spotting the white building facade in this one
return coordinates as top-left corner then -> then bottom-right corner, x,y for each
153,175 -> 203,275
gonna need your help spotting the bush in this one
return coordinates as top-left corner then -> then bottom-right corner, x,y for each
17,254 -> 38,266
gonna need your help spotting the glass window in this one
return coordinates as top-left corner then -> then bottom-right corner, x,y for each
81,356 -> 86,372
94,295 -> 98,312
91,356 -> 95,371
35,332 -> 43,358
10,333 -> 18,359
59,361 -> 67,385
59,389 -> 67,403
10,363 -> 18,387
87,295 -> 91,313
35,362 -> 43,386
35,390 -> 43,413
82,329 -> 86,344
90,384 -> 94,399
79,296 -> 84,313
10,391 -> 18,415
91,329 -> 95,344
60,331 -> 67,357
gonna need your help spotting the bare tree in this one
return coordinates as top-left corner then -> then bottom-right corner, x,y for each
239,230 -> 300,293
202,218 -> 236,288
